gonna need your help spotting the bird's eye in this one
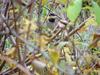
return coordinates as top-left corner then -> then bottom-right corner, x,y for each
48,18 -> 55,23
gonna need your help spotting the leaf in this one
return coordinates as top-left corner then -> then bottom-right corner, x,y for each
83,54 -> 93,68
20,18 -> 38,33
48,48 -> 60,64
92,1 -> 100,25
78,18 -> 97,33
6,47 -> 16,58
67,0 -> 82,22
9,7 -> 19,13
58,0 -> 67,4
9,63 -> 16,69
52,67 -> 59,75
42,8 -> 47,16
42,0 -> 47,6
6,48 -> 16,68
38,35 -> 49,50
63,47 -> 71,54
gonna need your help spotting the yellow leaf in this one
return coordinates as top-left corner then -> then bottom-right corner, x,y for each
58,0 -> 67,4
84,54 -> 93,68
52,67 -> 59,75
9,7 -> 19,13
63,47 -> 71,54
48,48 -> 60,64
6,47 -> 16,58
63,47 -> 73,64
37,35 -> 49,50
83,69 -> 92,75
79,18 -> 97,33
85,18 -> 97,27
9,63 -> 16,69
20,18 -> 38,34
24,18 -> 38,31
42,0 -> 47,6
6,48 -> 16,68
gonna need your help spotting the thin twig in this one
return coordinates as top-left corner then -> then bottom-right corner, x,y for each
65,17 -> 92,39
0,54 -> 33,75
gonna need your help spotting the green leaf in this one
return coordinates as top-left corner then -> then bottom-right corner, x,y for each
92,1 -> 100,25
67,0 -> 82,22
42,8 -> 47,16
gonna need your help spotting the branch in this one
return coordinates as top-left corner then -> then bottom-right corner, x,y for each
65,17 -> 92,38
0,54 -> 33,75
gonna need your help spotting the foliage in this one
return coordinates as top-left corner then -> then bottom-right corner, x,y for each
0,0 -> 100,75
67,0 -> 82,22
